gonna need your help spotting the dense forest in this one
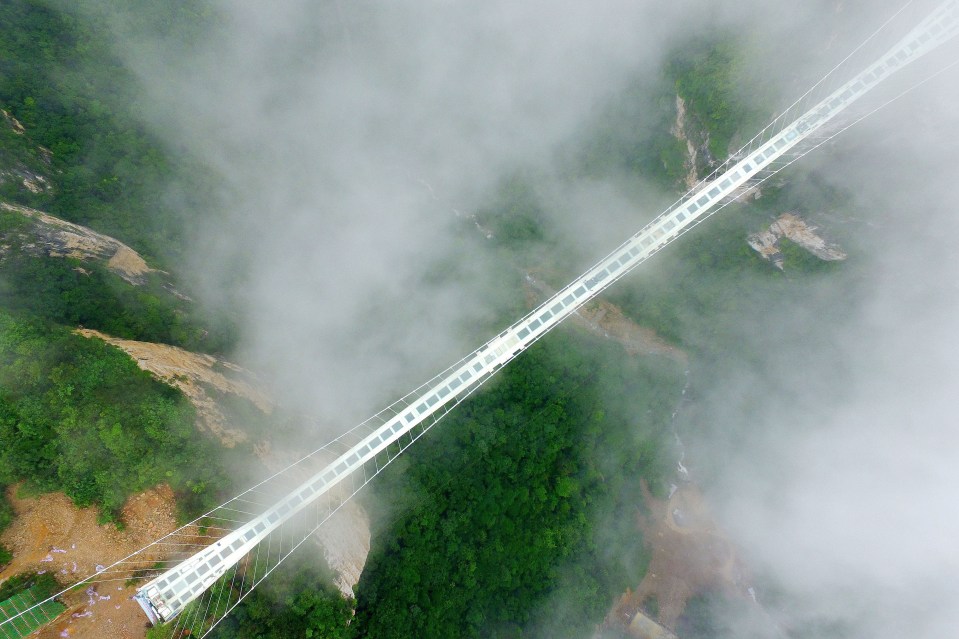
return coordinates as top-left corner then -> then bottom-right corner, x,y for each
0,1 -> 856,638
352,331 -> 683,638
0,0 -> 209,259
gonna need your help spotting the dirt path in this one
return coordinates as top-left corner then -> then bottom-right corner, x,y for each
0,485 -> 179,639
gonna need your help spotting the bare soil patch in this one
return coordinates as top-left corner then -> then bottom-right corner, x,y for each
0,485 -> 178,639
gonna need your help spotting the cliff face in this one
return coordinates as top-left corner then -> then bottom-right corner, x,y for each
0,110 -> 163,288
1,109 -> 373,607
671,95 -> 703,190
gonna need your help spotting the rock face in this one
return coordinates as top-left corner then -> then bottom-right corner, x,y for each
1,202 -> 157,285
671,95 -> 701,189
315,500 -> 371,599
747,212 -> 847,269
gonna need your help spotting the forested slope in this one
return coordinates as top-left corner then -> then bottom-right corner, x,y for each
353,331 -> 683,639
0,0 -> 232,577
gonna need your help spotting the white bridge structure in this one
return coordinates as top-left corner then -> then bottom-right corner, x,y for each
3,2 -> 957,637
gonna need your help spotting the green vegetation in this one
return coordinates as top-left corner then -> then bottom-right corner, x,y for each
574,76 -> 690,188
0,311 -> 227,523
777,237 -> 839,274
0,486 -> 12,566
352,330 -> 683,639
0,3 -> 856,639
0,235 -> 237,353
0,487 -> 12,533
642,594 -> 660,619
0,0 -> 211,262
144,549 -> 353,639
459,34 -> 856,639
607,191 -> 851,361
0,572 -> 58,606
205,550 -> 353,639
371,32 -> 852,639
477,174 -> 551,251
667,36 -> 764,160
0,572 -> 65,639
0,0 -> 237,355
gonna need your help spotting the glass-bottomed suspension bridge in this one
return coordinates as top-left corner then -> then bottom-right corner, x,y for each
2,1 -> 957,637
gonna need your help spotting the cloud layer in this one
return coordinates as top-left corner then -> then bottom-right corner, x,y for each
694,13 -> 959,638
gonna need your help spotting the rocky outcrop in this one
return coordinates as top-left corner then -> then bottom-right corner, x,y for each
748,212 -> 847,269
1,202 -> 157,285
1,108 -> 26,135
0,165 -> 52,195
